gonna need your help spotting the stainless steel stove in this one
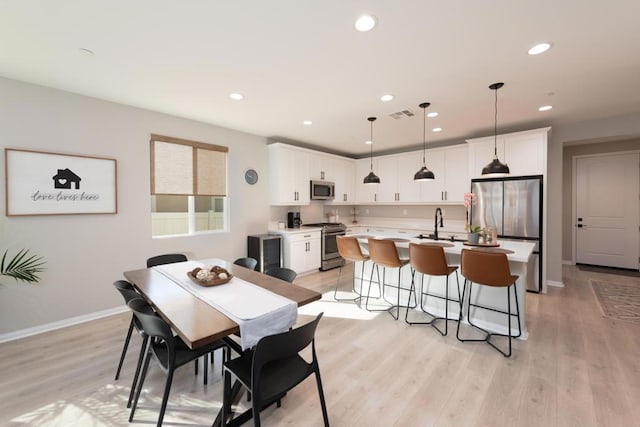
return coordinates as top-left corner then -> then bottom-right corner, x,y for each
304,222 -> 346,270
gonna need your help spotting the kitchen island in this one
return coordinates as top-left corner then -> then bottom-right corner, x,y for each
348,233 -> 536,339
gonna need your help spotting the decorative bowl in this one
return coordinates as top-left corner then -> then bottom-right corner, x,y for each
187,266 -> 233,287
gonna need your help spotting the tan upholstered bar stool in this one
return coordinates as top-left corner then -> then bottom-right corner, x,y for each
366,238 -> 414,320
334,236 -> 369,304
456,249 -> 522,357
405,243 -> 461,336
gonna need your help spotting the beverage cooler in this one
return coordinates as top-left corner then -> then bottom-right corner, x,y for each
247,234 -> 283,273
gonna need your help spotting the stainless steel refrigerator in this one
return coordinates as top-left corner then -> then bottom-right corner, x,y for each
470,175 -> 543,293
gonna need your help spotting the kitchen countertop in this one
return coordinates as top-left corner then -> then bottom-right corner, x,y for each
268,226 -> 322,236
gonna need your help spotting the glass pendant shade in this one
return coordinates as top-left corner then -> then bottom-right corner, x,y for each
363,116 -> 380,184
414,102 -> 435,181
482,82 -> 510,176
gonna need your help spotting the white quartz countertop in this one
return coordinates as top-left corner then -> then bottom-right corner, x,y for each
268,226 -> 322,236
354,235 -> 535,263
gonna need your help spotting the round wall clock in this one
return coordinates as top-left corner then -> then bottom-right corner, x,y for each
244,169 -> 258,185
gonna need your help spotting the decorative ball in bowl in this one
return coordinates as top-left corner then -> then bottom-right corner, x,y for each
187,265 -> 233,287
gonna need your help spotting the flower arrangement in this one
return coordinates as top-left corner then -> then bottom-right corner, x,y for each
463,192 -> 477,232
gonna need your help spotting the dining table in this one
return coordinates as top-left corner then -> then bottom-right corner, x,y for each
123,257 -> 322,426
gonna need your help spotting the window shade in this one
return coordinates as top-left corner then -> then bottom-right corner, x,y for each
151,135 -> 227,196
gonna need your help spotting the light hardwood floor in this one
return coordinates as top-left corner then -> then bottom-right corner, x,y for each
1,265 -> 638,426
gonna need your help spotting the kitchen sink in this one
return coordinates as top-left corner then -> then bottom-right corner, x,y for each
414,234 -> 466,242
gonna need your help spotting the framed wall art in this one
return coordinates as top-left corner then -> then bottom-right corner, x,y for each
5,149 -> 117,216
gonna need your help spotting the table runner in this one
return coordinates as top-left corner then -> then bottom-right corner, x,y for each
154,259 -> 297,350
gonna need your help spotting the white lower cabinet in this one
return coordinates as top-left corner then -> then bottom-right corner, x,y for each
283,231 -> 321,274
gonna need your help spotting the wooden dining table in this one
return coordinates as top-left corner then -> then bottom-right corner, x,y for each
124,258 -> 322,426
123,258 -> 321,350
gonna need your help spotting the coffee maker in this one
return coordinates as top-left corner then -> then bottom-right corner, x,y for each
287,211 -> 301,228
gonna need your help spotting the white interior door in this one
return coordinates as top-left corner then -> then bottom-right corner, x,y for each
576,152 -> 639,269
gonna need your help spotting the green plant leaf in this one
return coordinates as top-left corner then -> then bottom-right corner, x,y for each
0,249 -> 46,283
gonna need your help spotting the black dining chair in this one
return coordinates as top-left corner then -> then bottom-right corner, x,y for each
264,267 -> 297,283
113,280 -> 154,408
128,298 -> 229,427
234,257 -> 258,270
146,253 -> 188,268
220,313 -> 329,427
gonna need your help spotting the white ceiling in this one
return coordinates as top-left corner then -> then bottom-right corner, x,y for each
1,1 -> 640,157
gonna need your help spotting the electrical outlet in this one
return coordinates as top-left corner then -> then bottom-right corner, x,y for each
403,209 -> 407,215
365,209 -> 369,214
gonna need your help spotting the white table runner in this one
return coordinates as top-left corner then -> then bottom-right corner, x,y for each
154,259 -> 297,350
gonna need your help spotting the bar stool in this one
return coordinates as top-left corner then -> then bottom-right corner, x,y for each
365,238 -> 415,320
456,249 -> 522,357
334,236 -> 369,304
405,243 -> 461,336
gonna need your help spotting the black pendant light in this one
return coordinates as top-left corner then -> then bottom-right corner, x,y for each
363,117 -> 381,184
414,102 -> 435,181
482,82 -> 510,176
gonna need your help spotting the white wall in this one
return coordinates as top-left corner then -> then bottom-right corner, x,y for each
547,112 -> 640,284
0,77 -> 270,335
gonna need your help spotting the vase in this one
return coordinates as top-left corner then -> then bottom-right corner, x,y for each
467,232 -> 480,244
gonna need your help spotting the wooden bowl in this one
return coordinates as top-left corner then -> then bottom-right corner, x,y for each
187,266 -> 233,287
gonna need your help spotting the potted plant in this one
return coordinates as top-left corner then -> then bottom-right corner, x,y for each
467,225 -> 482,244
0,248 -> 46,284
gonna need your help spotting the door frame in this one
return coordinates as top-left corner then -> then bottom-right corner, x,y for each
571,150 -> 640,266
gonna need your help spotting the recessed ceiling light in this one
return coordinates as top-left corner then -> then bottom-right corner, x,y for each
432,127 -> 443,132
365,140 -> 373,145
303,120 -> 313,125
528,43 -> 551,55
538,105 -> 553,112
427,112 -> 439,118
78,48 -> 95,56
355,14 -> 377,32
229,93 -> 244,101
380,94 -> 394,102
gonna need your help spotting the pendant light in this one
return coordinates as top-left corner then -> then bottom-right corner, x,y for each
363,117 -> 381,184
413,102 -> 435,181
482,82 -> 510,176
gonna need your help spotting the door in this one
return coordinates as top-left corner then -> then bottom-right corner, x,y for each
503,177 -> 541,238
576,153 -> 640,269
471,180 -> 503,232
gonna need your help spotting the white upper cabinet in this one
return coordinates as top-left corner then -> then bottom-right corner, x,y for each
330,157 -> 356,204
415,145 -> 469,203
467,127 -> 549,179
377,153 -> 423,203
308,152 -> 334,182
268,143 -> 310,205
355,158 -> 379,203
269,143 -> 356,206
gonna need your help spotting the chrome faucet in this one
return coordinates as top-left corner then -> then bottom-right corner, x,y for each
434,208 -> 444,240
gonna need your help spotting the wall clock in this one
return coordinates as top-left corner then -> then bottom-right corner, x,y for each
244,169 -> 258,185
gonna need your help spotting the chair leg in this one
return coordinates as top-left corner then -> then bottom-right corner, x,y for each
251,391 -> 261,427
156,368 -> 175,427
314,366 -> 330,427
457,280 -> 522,358
128,335 -> 149,408
129,343 -> 152,422
220,369 -> 230,427
204,355 -> 208,385
365,265 -> 387,313
115,317 -> 135,380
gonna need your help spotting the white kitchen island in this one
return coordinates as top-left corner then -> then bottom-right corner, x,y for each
349,234 -> 536,339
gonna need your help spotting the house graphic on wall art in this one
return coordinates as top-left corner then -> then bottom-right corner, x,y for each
52,168 -> 81,190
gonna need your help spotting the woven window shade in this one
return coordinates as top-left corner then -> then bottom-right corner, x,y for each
152,142 -> 193,195
151,136 -> 228,196
196,148 -> 226,196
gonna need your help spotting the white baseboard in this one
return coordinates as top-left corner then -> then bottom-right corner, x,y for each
562,260 -> 575,265
546,280 -> 564,288
0,306 -> 128,344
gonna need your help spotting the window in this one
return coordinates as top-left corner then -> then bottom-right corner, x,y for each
150,134 -> 228,237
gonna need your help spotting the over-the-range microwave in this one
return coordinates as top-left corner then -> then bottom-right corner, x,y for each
310,180 -> 335,200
